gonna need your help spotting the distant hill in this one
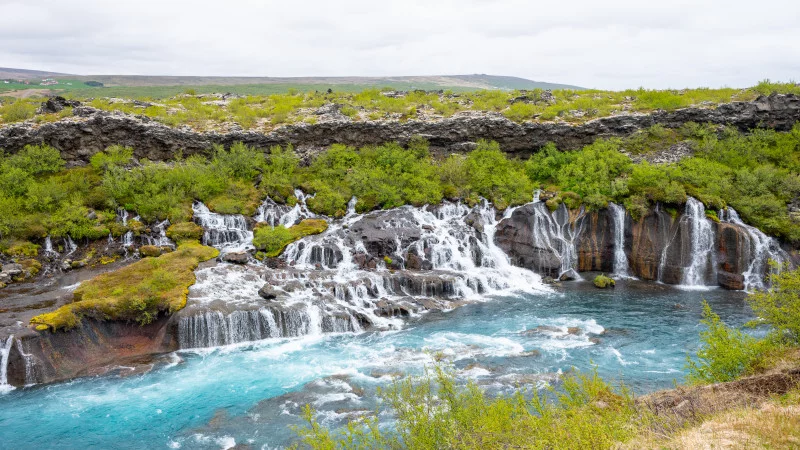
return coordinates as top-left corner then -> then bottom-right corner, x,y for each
0,67 -> 584,91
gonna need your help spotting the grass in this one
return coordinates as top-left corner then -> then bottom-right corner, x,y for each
3,80 -> 798,128
30,241 -> 218,331
253,219 -> 328,258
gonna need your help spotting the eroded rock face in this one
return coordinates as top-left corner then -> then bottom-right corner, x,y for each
2,94 -> 798,164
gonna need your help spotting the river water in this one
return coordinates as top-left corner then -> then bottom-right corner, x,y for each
0,280 -> 749,449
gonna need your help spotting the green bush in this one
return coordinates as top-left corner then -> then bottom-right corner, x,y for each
253,219 -> 328,257
0,100 -> 36,122
685,301 -> 764,384
749,265 -> 800,344
293,366 -> 643,449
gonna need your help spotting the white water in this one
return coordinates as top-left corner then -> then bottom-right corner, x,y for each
64,236 -> 77,255
681,197 -> 716,287
43,236 -> 58,257
0,336 -> 14,394
529,202 -> 584,277
192,203 -> 251,251
180,198 -> 550,349
608,202 -> 631,278
720,207 -> 790,291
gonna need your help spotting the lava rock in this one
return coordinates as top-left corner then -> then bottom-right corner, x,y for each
37,96 -> 80,114
221,252 -> 249,264
258,283 -> 280,300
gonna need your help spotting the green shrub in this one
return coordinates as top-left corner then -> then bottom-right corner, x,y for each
685,301 -> 764,384
749,265 -> 800,344
0,100 -> 36,122
594,274 -> 615,288
293,366 -> 643,449
253,219 -> 328,257
165,222 -> 204,243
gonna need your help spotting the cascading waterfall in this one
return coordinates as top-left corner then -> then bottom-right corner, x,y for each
181,197 -> 550,349
118,209 -> 135,248
720,207 -> 790,291
608,202 -> 631,278
192,202 -> 251,251
529,202 -> 584,277
0,336 -> 14,393
43,236 -> 58,257
681,197 -> 716,287
64,236 -> 77,255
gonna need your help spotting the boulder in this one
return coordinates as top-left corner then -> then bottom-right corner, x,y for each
37,96 -> 80,114
139,245 -> 161,258
258,283 -> 280,300
718,270 -> 745,290
348,209 -> 421,258
1,263 -> 23,276
222,252 -> 249,264
559,269 -> 580,282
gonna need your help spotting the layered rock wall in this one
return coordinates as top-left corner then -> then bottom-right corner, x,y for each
1,94 -> 798,164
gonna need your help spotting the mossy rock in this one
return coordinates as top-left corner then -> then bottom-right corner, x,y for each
2,240 -> 40,258
30,241 -> 219,331
139,245 -> 162,258
253,219 -> 328,257
166,222 -> 204,243
594,274 -> 616,289
128,219 -> 146,235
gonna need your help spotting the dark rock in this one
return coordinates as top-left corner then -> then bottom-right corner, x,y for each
566,327 -> 582,335
559,269 -> 580,282
348,209 -> 421,258
718,270 -> 745,290
3,95 -> 798,165
258,283 -> 280,300
222,252 -> 249,264
37,96 -> 80,114
521,325 -> 561,335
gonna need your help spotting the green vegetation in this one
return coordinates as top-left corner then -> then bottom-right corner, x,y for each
294,366 -> 644,450
30,241 -> 218,331
686,266 -> 800,384
4,81 -> 798,128
165,222 -> 204,243
593,274 -> 615,288
2,120 -> 800,258
253,219 -> 328,258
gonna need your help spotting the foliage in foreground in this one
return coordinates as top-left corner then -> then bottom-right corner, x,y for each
686,266 -> 800,384
30,241 -> 218,330
293,367 -> 644,450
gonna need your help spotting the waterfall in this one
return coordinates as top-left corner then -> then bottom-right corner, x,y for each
64,236 -> 77,255
0,336 -> 14,393
256,189 -> 316,227
681,197 -> 716,287
608,202 -> 631,278
192,202 -> 252,251
14,340 -> 35,386
721,207 -> 790,291
43,236 -> 59,257
180,198 -> 550,349
529,203 -> 584,277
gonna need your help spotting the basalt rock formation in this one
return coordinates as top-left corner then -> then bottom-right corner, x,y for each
1,94 -> 798,164
496,200 -> 798,290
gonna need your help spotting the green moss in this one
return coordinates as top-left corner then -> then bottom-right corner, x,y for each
139,245 -> 161,258
594,274 -> 616,289
383,256 -> 393,265
165,222 -> 204,243
253,219 -> 328,257
705,209 -> 720,223
30,241 -> 218,331
1,240 -> 40,257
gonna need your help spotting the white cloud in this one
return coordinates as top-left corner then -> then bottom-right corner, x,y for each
0,0 -> 798,89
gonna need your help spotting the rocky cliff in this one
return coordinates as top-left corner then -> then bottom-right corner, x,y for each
496,200 -> 799,290
1,94 -> 798,164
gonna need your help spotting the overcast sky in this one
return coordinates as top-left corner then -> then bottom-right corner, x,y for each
1,0 -> 798,90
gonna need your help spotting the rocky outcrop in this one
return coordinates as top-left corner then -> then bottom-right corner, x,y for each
496,201 -> 797,289
1,94 -> 798,164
